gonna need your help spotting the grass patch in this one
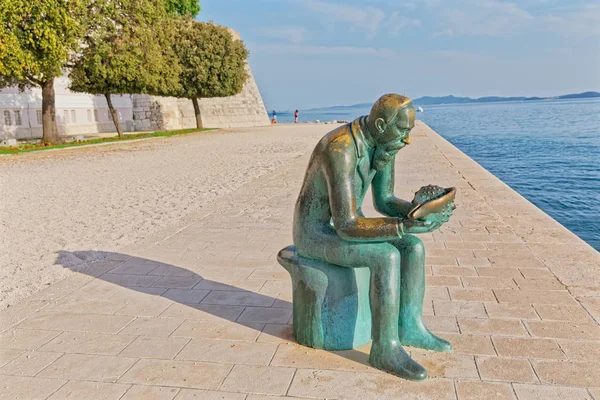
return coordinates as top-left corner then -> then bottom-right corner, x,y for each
0,128 -> 215,154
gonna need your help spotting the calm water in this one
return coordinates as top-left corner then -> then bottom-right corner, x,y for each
277,99 -> 600,250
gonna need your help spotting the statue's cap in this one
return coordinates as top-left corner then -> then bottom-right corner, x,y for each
369,94 -> 413,124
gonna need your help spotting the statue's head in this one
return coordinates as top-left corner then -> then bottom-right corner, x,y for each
367,94 -> 415,170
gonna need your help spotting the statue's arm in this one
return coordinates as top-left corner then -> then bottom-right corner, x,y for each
325,150 -> 402,242
372,159 -> 413,218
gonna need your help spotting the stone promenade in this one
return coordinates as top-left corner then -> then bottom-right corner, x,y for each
1,123 -> 599,399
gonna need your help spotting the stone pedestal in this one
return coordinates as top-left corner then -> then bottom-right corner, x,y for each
277,245 -> 372,350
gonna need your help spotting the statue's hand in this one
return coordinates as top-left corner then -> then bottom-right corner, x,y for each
401,218 -> 438,234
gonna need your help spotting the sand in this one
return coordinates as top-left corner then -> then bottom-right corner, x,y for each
0,124 -> 332,309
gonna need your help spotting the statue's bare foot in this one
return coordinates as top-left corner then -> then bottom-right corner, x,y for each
399,323 -> 452,352
369,340 -> 427,381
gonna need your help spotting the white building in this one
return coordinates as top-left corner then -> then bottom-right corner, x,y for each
0,75 -> 134,140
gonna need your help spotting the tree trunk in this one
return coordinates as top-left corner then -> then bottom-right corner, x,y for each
191,97 -> 203,129
41,79 -> 60,143
105,93 -> 123,138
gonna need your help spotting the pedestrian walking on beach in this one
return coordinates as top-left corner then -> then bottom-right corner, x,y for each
271,110 -> 277,124
294,109 -> 299,123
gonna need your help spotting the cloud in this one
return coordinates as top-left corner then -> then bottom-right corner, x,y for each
432,0 -> 600,38
435,0 -> 534,37
305,0 -> 385,37
304,0 -> 420,38
251,43 -> 397,57
386,12 -> 421,36
260,26 -> 306,43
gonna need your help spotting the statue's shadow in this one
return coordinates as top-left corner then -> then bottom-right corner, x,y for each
55,250 -> 371,369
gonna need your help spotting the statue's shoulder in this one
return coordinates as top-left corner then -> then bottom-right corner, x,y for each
322,123 -> 354,156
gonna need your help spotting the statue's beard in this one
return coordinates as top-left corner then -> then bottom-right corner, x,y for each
372,146 -> 393,171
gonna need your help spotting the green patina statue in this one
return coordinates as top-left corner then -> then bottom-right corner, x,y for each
277,94 -> 456,381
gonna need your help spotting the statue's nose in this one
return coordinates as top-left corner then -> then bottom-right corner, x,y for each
403,135 -> 411,145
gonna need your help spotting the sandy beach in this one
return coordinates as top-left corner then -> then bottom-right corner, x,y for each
0,124 -> 332,309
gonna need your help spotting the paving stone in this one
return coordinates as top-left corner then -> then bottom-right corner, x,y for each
426,256 -> 458,266
0,375 -> 66,399
119,359 -> 232,390
271,343 -> 373,372
17,312 -> 134,334
152,276 -> 203,289
458,257 -> 492,267
121,385 -> 180,400
484,303 -> 538,320
172,319 -> 263,341
458,318 -> 527,336
0,351 -> 62,376
525,321 -> 600,340
119,317 -> 184,337
455,380 -> 516,400
476,356 -> 538,383
47,380 -> 131,400
589,388 -> 600,400
410,351 -> 479,379
193,279 -> 266,292
160,303 -> 245,321
0,349 -> 22,368
441,333 -> 496,356
0,329 -> 60,350
174,389 -> 245,399
102,273 -> 162,287
38,353 -> 137,382
556,339 -> 600,362
462,277 -> 517,289
519,268 -> 557,280
449,288 -> 497,302
432,266 -> 477,276
237,307 -> 292,324
288,368 -> 456,399
494,290 -> 577,305
533,304 -> 594,322
160,289 -> 210,304
423,315 -> 460,333
40,331 -> 136,355
476,267 -> 523,279
512,383 -> 593,400
176,338 -> 277,365
492,337 -> 565,359
201,290 -> 275,307
427,276 -> 463,287
219,365 -> 296,395
433,300 -> 487,318
532,360 -> 600,387
256,324 -> 295,343
120,336 -> 190,359
246,395 -> 314,400
115,298 -> 175,317
40,297 -> 130,315
424,286 -> 451,301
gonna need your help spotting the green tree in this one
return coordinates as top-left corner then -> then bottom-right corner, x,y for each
171,19 -> 249,129
164,0 -> 200,17
69,0 -> 181,138
0,0 -> 87,143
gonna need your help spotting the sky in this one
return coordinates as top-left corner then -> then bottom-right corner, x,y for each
199,0 -> 600,110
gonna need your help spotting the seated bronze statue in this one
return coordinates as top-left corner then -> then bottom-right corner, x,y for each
277,94 -> 456,381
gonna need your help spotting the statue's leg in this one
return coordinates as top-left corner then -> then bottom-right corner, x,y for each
298,236 -> 427,381
393,235 -> 452,352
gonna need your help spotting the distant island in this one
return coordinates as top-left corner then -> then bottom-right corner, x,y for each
308,91 -> 600,110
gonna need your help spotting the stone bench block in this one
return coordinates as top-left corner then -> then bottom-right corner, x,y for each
277,245 -> 372,350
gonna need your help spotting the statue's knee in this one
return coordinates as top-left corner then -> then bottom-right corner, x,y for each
373,245 -> 401,268
401,235 -> 425,255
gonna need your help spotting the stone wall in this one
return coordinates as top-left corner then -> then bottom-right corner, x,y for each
131,65 -> 269,131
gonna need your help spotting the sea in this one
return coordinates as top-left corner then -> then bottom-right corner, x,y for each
275,99 -> 600,251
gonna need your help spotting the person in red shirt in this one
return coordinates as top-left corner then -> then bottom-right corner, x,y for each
294,109 -> 299,123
